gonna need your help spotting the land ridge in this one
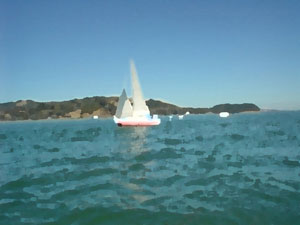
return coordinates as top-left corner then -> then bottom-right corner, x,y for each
0,97 -> 260,121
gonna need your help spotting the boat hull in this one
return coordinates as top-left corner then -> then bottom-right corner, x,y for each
117,120 -> 160,126
114,116 -> 160,126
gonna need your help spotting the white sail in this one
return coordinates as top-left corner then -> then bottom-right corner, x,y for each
130,60 -> 150,117
113,60 -> 161,126
115,89 -> 133,118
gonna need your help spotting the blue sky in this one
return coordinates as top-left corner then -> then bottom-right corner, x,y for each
1,0 -> 300,110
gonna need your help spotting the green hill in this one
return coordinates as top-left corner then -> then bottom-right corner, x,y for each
0,97 -> 260,121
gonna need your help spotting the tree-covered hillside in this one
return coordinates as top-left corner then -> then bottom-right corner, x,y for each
0,97 -> 260,121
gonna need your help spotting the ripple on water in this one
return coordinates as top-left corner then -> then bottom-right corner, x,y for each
1,112 -> 300,224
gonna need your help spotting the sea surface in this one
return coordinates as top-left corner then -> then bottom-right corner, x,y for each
1,111 -> 300,225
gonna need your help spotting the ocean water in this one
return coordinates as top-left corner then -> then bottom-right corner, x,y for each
0,111 -> 300,225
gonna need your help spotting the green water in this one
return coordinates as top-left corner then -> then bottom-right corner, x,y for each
1,112 -> 300,224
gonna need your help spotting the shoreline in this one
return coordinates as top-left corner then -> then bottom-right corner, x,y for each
2,110 -> 293,123
0,117 -> 113,123
2,109 -> 300,123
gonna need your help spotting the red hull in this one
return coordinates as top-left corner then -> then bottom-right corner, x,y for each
117,120 -> 160,126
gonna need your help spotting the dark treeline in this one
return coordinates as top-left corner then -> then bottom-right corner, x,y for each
0,97 -> 260,121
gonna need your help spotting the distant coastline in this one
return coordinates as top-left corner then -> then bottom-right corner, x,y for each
0,97 -> 260,121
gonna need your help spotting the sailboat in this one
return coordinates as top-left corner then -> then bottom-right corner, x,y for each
113,60 -> 161,126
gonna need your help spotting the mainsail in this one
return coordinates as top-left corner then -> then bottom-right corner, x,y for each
113,60 -> 160,126
115,89 -> 133,118
130,60 -> 150,117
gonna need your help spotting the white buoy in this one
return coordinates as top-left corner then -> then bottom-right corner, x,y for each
219,112 -> 229,118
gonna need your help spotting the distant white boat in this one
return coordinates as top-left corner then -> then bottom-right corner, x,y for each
185,111 -> 190,115
93,115 -> 99,119
113,60 -> 161,126
178,115 -> 184,120
219,112 -> 229,118
169,115 -> 173,121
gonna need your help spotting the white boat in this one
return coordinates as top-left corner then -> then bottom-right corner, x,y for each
92,115 -> 99,119
113,60 -> 161,126
219,112 -> 230,118
178,115 -> 184,120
